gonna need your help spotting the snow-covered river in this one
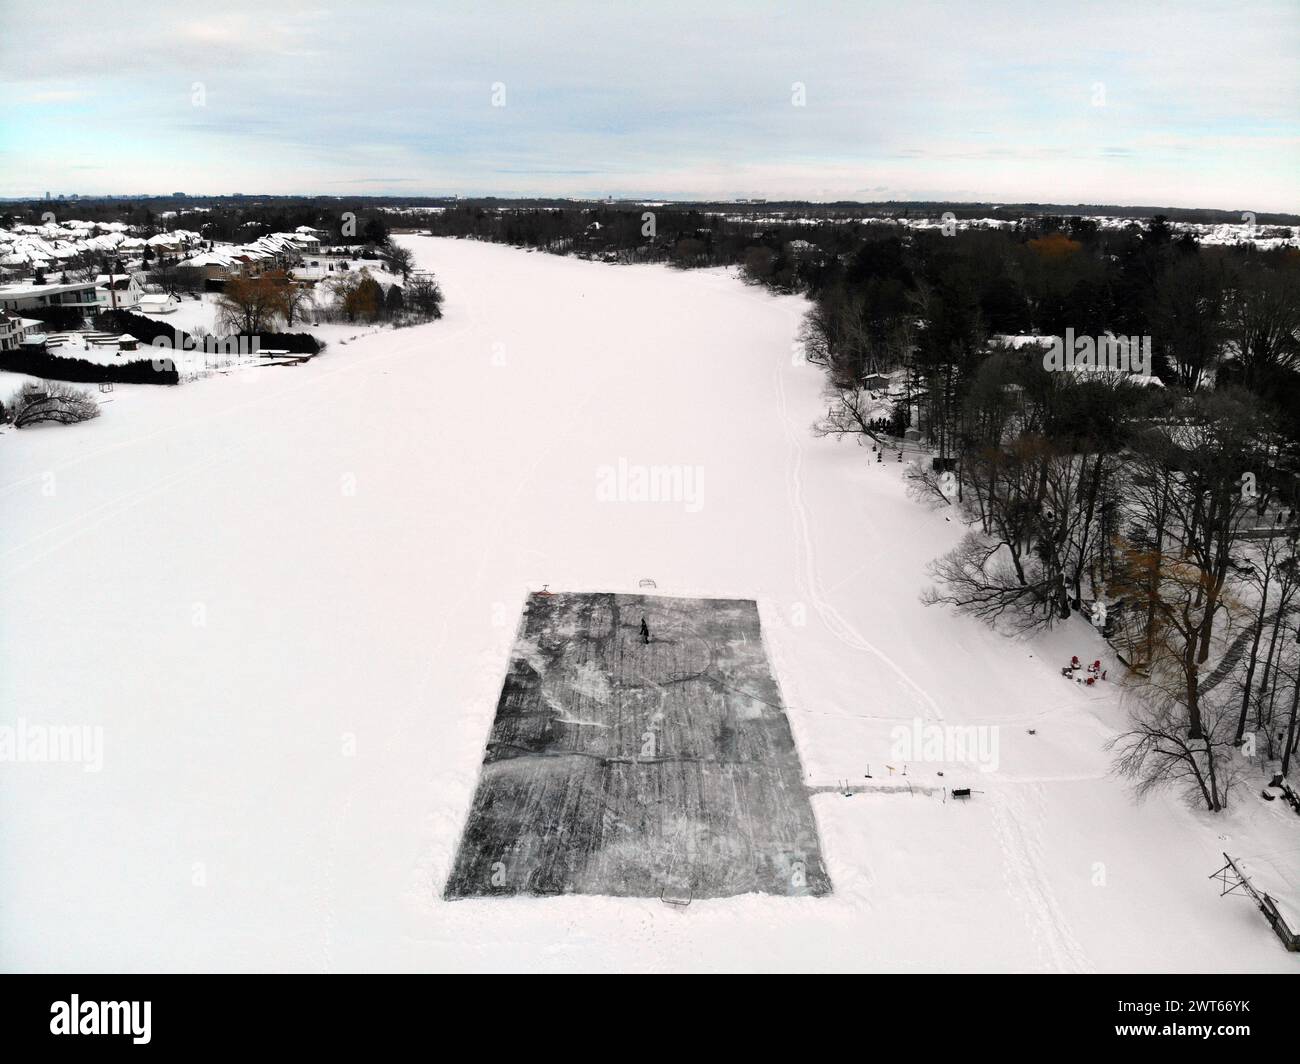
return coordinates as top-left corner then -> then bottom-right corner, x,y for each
1,237 -> 1292,971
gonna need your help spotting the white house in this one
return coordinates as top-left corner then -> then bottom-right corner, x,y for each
138,292 -> 181,314
294,225 -> 325,246
95,274 -> 144,311
289,231 -> 322,254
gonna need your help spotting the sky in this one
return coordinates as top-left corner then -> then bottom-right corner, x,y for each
1,0 -> 1297,211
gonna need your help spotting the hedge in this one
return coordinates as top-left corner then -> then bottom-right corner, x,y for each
249,332 -> 321,354
95,310 -> 320,355
95,309 -> 191,350
0,348 -> 179,385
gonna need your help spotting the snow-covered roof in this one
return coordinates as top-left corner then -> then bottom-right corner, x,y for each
994,334 -> 1053,349
180,251 -> 239,268
0,280 -> 98,299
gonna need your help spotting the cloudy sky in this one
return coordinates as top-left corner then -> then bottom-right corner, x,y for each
1,0 -> 1296,210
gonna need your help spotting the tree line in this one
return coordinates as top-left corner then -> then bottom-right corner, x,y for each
796,217 -> 1300,812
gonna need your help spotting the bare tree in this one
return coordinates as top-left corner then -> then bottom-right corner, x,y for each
1280,631 -> 1300,777
921,531 -> 1057,630
216,273 -> 286,335
10,382 -> 101,428
271,272 -> 314,328
1114,392 -> 1270,738
812,386 -> 888,444
1108,681 -> 1245,812
1232,534 -> 1300,746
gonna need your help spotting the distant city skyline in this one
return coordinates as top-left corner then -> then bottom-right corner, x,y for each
2,0 -> 1297,212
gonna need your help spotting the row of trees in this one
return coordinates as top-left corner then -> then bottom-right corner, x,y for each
420,203 -> 859,282
903,371 -> 1296,811
800,222 -> 1300,435
794,218 -> 1300,813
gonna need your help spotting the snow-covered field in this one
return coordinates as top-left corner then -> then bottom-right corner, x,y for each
1,236 -> 1295,972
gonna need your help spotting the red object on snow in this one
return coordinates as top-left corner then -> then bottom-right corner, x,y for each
1086,676 -> 1096,686
1071,656 -> 1080,667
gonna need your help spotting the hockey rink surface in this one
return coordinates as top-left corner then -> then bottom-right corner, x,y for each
445,591 -> 831,900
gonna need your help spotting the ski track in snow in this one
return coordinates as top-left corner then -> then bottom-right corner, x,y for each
770,309 -> 944,724
316,788 -> 350,974
991,784 -> 1093,972
1,440 -> 257,578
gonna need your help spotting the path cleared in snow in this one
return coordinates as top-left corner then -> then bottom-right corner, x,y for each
0,237 -> 1294,972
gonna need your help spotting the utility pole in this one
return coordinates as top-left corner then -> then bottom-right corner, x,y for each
107,258 -> 120,312
1209,852 -> 1299,952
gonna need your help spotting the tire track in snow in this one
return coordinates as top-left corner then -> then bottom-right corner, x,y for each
315,784 -> 357,974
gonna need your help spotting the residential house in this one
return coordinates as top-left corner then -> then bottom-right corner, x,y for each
138,292 -> 181,314
178,250 -> 241,281
0,310 -> 45,351
95,274 -> 144,311
0,279 -> 100,320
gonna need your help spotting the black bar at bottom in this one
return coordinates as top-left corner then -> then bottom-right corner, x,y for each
1,973 -> 1293,1052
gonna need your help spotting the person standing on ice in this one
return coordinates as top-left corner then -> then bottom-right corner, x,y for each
640,616 -> 650,645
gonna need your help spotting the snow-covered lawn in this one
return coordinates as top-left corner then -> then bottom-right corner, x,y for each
0,237 -> 1294,972
134,291 -> 216,336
